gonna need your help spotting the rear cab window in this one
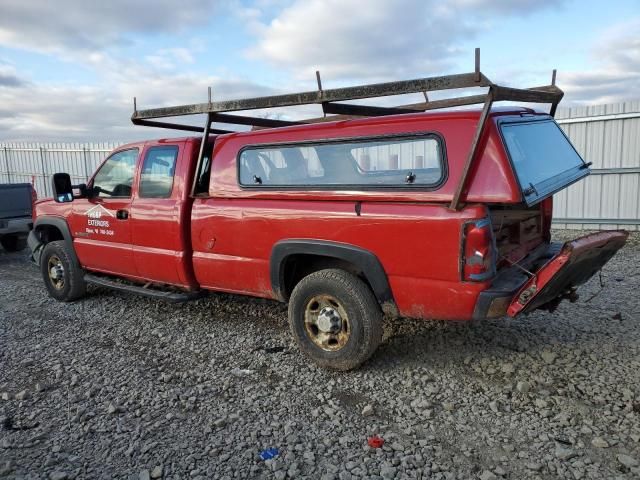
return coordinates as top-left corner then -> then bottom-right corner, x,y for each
499,117 -> 589,205
238,134 -> 445,188
139,146 -> 179,198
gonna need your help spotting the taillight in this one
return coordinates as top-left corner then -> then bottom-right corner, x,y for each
462,218 -> 495,282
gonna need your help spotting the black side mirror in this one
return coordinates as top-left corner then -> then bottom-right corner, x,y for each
52,173 -> 74,203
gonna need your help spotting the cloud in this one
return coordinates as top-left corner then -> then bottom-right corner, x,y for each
0,64 -> 26,87
246,0 -> 563,80
560,19 -> 640,105
448,0 -> 562,14
0,0 -> 225,54
145,48 -> 196,70
0,55 -> 277,142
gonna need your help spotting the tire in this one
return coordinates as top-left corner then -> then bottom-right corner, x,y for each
1,234 -> 27,252
40,240 -> 86,302
288,268 -> 383,371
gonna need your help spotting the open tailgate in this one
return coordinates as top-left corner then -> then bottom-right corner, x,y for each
507,231 -> 628,316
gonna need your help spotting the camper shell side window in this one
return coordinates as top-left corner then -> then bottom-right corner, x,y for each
237,133 -> 447,190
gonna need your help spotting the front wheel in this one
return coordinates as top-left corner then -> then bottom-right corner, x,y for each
40,241 -> 86,302
288,269 -> 383,371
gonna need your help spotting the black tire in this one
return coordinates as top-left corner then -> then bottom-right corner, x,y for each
288,269 -> 383,371
40,240 -> 86,302
1,234 -> 27,252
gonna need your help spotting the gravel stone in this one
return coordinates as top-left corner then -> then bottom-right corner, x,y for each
555,446 -> 578,461
361,404 -> 374,417
150,465 -> 163,478
501,363 -> 515,374
540,350 -> 557,364
14,390 -> 27,401
591,437 -> 609,448
48,472 -> 68,480
380,466 -> 397,479
0,231 -> 638,479
617,454 -> 638,468
479,470 -> 497,480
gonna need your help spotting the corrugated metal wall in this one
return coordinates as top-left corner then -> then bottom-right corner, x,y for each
555,101 -> 640,231
1,100 -> 639,229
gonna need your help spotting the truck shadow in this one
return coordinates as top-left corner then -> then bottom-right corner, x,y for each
367,307 -> 636,372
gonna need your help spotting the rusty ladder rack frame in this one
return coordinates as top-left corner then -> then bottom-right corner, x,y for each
130,48 -> 563,210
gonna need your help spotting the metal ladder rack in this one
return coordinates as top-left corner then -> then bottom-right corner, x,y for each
130,48 -> 563,210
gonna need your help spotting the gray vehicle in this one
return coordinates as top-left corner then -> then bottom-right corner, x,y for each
0,183 -> 34,252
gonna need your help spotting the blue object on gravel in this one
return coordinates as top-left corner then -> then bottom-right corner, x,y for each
259,448 -> 279,460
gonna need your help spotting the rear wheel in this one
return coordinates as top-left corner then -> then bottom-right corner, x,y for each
288,269 -> 383,371
40,241 -> 86,302
1,234 -> 27,252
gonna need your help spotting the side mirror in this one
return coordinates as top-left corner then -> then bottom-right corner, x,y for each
52,173 -> 74,203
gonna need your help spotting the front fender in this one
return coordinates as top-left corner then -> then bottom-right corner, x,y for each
32,216 -> 80,268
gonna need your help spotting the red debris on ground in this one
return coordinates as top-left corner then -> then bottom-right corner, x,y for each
367,436 -> 384,448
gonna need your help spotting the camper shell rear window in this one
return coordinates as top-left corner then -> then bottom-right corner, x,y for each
499,117 -> 589,205
238,133 -> 446,189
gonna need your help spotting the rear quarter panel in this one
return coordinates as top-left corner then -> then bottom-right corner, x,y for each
191,198 -> 491,320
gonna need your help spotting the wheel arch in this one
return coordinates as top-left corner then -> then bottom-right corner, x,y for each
32,216 -> 80,268
270,239 -> 398,317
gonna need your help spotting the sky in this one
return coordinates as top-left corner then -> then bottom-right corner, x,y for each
0,0 -> 638,142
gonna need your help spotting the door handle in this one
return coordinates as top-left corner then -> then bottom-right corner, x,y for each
116,209 -> 129,220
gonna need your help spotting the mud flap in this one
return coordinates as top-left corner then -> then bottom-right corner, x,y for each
27,230 -> 44,265
507,230 -> 628,317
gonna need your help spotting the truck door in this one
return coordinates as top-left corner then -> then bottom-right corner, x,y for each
69,148 -> 139,276
130,144 -> 186,286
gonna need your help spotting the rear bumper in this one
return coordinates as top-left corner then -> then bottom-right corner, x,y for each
473,230 -> 627,319
0,217 -> 32,236
472,242 -> 561,320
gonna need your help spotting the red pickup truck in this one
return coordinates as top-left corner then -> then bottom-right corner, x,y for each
29,63 -> 627,370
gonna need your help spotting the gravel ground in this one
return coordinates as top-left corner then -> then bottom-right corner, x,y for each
1,231 -> 639,480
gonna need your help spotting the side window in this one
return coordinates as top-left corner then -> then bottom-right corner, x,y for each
93,149 -> 138,198
139,146 -> 179,198
193,142 -> 214,196
238,135 -> 444,187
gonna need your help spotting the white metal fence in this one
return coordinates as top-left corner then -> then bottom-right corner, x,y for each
1,100 -> 639,230
0,143 -> 120,198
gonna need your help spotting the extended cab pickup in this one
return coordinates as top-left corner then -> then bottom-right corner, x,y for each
0,183 -> 35,252
29,71 -> 628,370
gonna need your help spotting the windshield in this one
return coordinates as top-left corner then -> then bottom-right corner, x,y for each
501,119 -> 587,204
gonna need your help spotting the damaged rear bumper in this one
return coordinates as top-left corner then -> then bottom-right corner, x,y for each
473,230 -> 628,320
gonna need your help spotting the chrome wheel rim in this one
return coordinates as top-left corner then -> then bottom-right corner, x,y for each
304,294 -> 350,351
47,255 -> 65,290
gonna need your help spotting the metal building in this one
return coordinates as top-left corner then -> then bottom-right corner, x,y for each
554,100 -> 640,231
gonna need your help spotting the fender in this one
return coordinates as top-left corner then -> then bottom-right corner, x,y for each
271,239 -> 397,316
31,216 -> 80,268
